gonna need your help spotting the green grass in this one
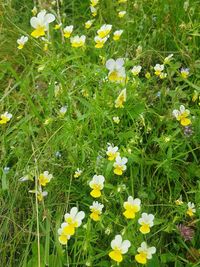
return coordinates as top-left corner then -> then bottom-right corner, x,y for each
0,0 -> 200,266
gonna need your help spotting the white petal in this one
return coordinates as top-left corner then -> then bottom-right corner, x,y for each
45,13 -> 55,23
121,240 -> 131,254
111,235 -> 122,249
30,17 -> 38,28
116,58 -> 125,69
106,59 -> 115,71
70,207 -> 78,217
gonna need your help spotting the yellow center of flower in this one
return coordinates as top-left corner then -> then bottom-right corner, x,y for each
135,252 -> 148,264
31,25 -> 46,38
109,248 -> 123,263
123,203 -> 140,219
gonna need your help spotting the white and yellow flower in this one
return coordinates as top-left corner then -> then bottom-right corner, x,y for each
113,116 -> 120,124
90,0 -> 99,7
37,189 -> 48,202
70,35 -> 86,47
17,36 -> 28,49
164,53 -> 173,64
154,64 -> 164,76
30,10 -> 55,38
90,201 -> 104,221
186,202 -> 196,217
106,144 -> 119,161
64,207 -> 85,235
113,155 -> 128,175
74,168 -> 83,178
94,36 -> 108,48
159,72 -> 167,79
89,175 -> 105,198
175,196 -> 183,205
59,106 -> 67,116
172,105 -> 191,126
131,65 -> 142,76
115,88 -> 126,108
38,171 -> 53,186
180,68 -> 189,79
138,213 -> 154,234
135,242 -> 156,265
113,30 -> 123,41
0,112 -> 12,124
97,24 -> 112,38
90,6 -> 98,17
109,235 -> 131,263
123,196 -> 141,219
63,25 -> 73,38
85,20 -> 94,29
54,23 -> 62,30
58,225 -> 71,245
118,11 -> 126,18
106,58 -> 126,83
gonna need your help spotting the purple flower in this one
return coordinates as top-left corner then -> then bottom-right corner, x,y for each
177,224 -> 194,241
184,126 -> 193,137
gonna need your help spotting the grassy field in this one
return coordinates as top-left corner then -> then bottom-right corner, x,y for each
0,0 -> 200,266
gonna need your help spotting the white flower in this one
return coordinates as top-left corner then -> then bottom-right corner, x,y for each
63,25 -> 73,38
106,144 -> 119,161
89,175 -> 105,198
97,24 -> 112,38
90,201 -> 104,221
180,68 -> 189,78
154,64 -> 164,76
59,106 -> 67,116
17,36 -> 28,49
90,6 -> 98,16
123,196 -> 141,219
187,202 -> 196,217
135,242 -> 156,264
113,116 -> 120,124
74,168 -> 83,178
109,235 -> 131,263
105,58 -> 126,83
30,10 -> 55,38
94,36 -> 108,48
70,35 -> 86,47
164,54 -> 173,64
138,213 -> 154,234
0,112 -> 12,124
113,30 -> 123,41
85,20 -> 94,29
159,72 -> 167,79
131,65 -> 142,76
64,207 -> 85,227
113,155 -> 128,175
57,225 -> 71,245
118,11 -> 126,18
38,171 -> 53,186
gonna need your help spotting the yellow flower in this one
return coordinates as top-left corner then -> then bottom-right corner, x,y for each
38,171 -> 53,186
154,64 -> 164,76
90,6 -> 97,16
115,88 -> 126,108
90,201 -> 104,221
37,189 -> 48,202
123,196 -> 141,219
94,36 -> 108,48
180,68 -> 189,79
138,213 -> 154,234
30,10 -> 55,38
135,242 -> 156,265
74,168 -> 82,178
172,105 -> 191,126
58,226 -> 71,245
113,155 -> 128,175
85,20 -> 94,29
131,65 -> 142,76
17,36 -> 28,49
106,58 -> 126,83
175,196 -> 183,205
64,207 -> 85,235
0,112 -> 12,124
113,30 -> 123,41
106,144 -> 119,161
63,25 -> 73,38
113,116 -> 120,124
97,24 -> 112,38
89,175 -> 105,198
118,11 -> 126,18
54,23 -> 62,30
90,0 -> 99,7
145,72 -> 151,79
70,35 -> 86,47
186,202 -> 196,217
109,235 -> 131,263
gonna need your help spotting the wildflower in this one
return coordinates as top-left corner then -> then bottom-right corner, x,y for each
64,207 -> 85,235
30,10 -> 55,38
145,72 -> 151,79
19,175 -> 31,182
154,64 -> 164,76
54,23 -> 62,30
58,225 -> 71,245
159,72 -> 167,79
94,36 -> 108,48
59,106 -> 67,116
131,65 -> 142,76
90,201 -> 104,221
63,25 -> 73,38
138,213 -> 154,234
89,175 -> 105,198
164,54 -> 173,64
109,235 -> 131,263
115,89 -> 127,108
70,35 -> 86,47
97,24 -> 112,38
175,196 -> 183,205
113,155 -> 128,175
0,112 -> 12,124
3,167 -> 10,174
90,0 -> 99,7
172,105 -> 191,126
74,168 -> 82,178
90,6 -> 97,16
118,11 -> 126,18
106,144 -> 119,161
113,116 -> 120,124
135,242 -> 156,265
44,118 -> 53,125
186,202 -> 196,217
113,30 -> 123,41
37,189 -> 48,202
180,68 -> 189,79
85,20 -> 94,29
17,36 -> 28,49
55,151 -> 62,158
184,126 -> 193,137
178,224 -> 194,241
105,58 -> 126,83
38,171 -> 53,186
123,196 -> 141,219
31,6 -> 37,16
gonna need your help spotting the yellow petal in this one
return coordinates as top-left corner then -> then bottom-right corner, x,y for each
135,253 -> 147,264
31,27 -> 45,38
63,224 -> 75,235
114,167 -> 123,175
180,118 -> 191,126
59,234 -> 68,245
123,209 -> 136,219
140,224 -> 150,234
90,189 -> 101,198
90,212 -> 100,221
109,250 -> 123,263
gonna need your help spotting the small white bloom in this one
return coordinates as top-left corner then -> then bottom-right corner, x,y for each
131,65 -> 142,76
17,36 -> 28,49
64,207 -> 85,226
